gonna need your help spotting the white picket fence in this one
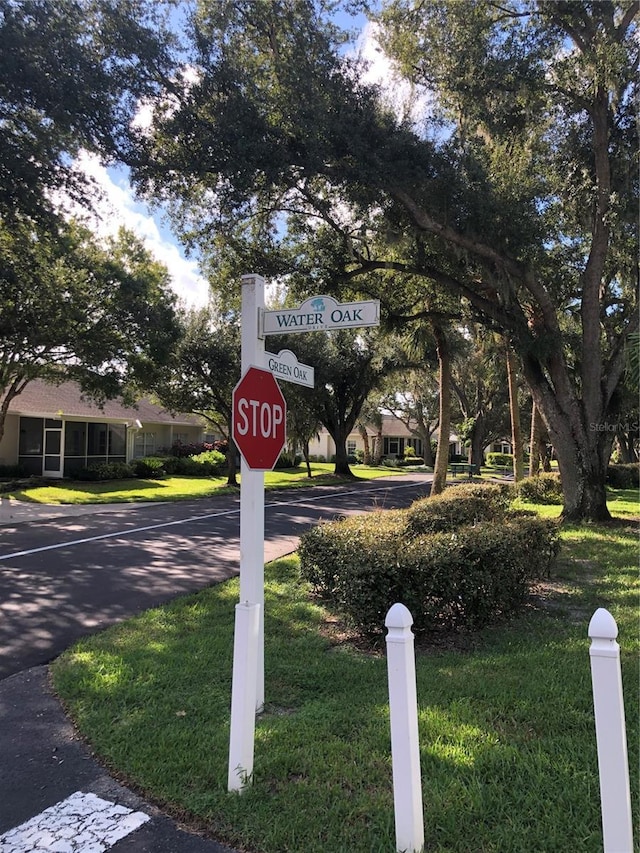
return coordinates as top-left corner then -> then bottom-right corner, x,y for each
385,605 -> 634,853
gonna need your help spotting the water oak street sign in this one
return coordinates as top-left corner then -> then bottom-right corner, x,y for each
261,295 -> 380,336
264,349 -> 315,388
232,366 -> 286,471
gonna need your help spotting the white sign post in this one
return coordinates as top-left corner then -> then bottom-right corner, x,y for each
228,276 -> 381,792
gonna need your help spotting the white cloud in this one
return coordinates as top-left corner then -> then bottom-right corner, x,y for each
65,151 -> 210,310
355,22 -> 433,130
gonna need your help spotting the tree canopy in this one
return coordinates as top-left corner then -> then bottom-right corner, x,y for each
0,0 -> 177,222
131,0 -> 638,521
0,220 -> 180,441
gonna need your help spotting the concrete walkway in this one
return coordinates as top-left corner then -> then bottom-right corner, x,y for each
0,495 -> 156,527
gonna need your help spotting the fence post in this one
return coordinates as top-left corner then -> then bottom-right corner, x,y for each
385,603 -> 424,853
588,607 -> 633,853
228,601 -> 260,793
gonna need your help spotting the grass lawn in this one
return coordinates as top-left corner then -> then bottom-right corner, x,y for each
51,488 -> 639,852
4,463 -> 410,505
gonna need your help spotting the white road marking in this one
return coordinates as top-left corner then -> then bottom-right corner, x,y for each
0,790 -> 149,852
0,480 -> 425,563
0,508 -> 239,562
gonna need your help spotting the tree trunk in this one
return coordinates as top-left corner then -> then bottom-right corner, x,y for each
0,376 -> 30,445
431,324 -> 451,497
373,428 -> 384,465
553,437 -> 611,522
226,438 -> 238,486
529,401 -> 543,477
522,357 -> 613,522
330,426 -> 355,478
506,342 -> 525,482
358,422 -> 372,465
616,431 -> 638,463
303,441 -> 312,477
469,415 -> 486,469
421,430 -> 434,467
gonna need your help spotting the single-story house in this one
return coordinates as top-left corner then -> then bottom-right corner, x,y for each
307,415 -> 514,462
307,415 -> 465,461
1,379 -> 207,478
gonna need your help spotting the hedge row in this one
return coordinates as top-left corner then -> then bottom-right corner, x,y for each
512,465 -> 639,504
607,463 -> 639,489
299,484 -> 559,638
75,450 -> 226,481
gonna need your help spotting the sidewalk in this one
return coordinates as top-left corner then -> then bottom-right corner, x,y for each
0,495 -> 156,527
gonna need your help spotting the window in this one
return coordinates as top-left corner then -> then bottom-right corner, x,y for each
108,424 -> 126,456
87,423 -> 108,456
19,418 -> 43,455
65,423 -> 86,457
134,432 -> 156,457
384,437 -> 401,457
174,432 -> 189,445
347,440 -> 357,455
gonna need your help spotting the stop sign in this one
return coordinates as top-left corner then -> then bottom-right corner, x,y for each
232,366 -> 287,470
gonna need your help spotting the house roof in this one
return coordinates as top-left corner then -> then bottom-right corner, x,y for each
7,380 -> 203,427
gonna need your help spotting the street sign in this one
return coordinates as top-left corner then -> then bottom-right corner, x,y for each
232,366 -> 287,471
264,349 -> 315,388
261,295 -> 380,336
229,275 -> 385,793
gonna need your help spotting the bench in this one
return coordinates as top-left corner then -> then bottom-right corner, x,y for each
448,463 -> 479,479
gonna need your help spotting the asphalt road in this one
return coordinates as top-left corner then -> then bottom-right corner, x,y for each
0,473 -> 431,680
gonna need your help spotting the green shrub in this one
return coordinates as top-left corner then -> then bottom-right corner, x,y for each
162,453 -> 225,476
188,449 -> 226,475
607,463 -> 640,489
406,483 -> 511,535
397,457 -> 425,467
274,452 -> 302,470
132,457 -> 166,479
76,462 -> 135,481
299,511 -> 559,637
486,452 -> 513,468
298,510 -> 409,612
515,472 -> 563,504
0,464 -> 27,477
403,446 -> 416,458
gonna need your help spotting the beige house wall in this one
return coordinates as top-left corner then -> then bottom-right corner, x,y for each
0,415 -> 20,466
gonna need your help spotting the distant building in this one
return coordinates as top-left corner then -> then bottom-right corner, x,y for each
307,414 -> 514,462
1,379 -> 205,478
307,414 -> 464,461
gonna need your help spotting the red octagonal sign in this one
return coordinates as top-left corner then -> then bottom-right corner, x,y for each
232,366 -> 287,470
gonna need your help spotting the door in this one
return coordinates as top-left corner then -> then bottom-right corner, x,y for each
43,419 -> 63,478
